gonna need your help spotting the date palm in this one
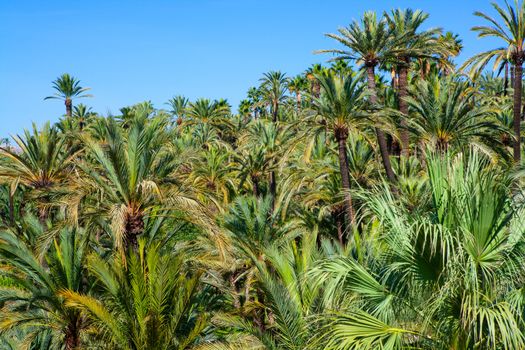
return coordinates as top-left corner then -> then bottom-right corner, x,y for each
385,8 -> 441,157
312,71 -> 368,234
72,116 -> 203,252
260,71 -> 289,123
166,95 -> 189,125
62,242 -> 208,350
0,228 -> 89,349
0,123 -> 76,222
287,75 -> 308,111
44,73 -> 92,117
462,0 -> 525,162
406,76 -> 509,157
318,11 -> 397,183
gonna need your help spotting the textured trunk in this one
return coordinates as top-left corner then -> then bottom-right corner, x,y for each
64,321 -> 80,350
336,132 -> 355,229
504,63 -> 509,97
296,92 -> 301,112
8,191 -> 15,226
333,209 -> 344,246
272,101 -> 278,123
366,66 -> 396,183
125,209 -> 144,252
252,175 -> 260,197
269,170 -> 277,212
513,61 -> 523,163
398,64 -> 410,157
65,98 -> 72,117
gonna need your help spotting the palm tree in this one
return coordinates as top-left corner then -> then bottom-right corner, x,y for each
287,75 -> 308,111
0,228 -> 89,349
385,8 -> 441,157
318,11 -> 397,183
166,95 -> 189,125
0,123 -> 76,222
72,103 -> 95,131
313,151 -> 525,349
44,73 -> 92,117
72,116 -> 204,252
259,71 -> 289,123
406,76 -> 509,157
312,71 -> 368,234
62,242 -> 209,349
462,0 -> 525,163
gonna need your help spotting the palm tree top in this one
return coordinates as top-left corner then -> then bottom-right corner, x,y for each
44,73 -> 92,101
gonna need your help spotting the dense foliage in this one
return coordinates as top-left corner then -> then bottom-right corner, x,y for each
3,2 -> 525,349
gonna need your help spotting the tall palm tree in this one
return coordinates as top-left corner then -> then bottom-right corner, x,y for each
260,71 -> 288,123
312,71 -> 368,234
44,73 -> 92,117
287,75 -> 308,111
318,11 -> 397,183
462,0 -> 525,162
385,9 -> 441,157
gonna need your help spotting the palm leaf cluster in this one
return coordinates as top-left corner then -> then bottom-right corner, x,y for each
3,2 -> 525,349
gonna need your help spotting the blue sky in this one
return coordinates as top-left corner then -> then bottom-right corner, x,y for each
0,0 -> 501,136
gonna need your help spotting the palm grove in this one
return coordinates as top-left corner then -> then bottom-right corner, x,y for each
3,2 -> 525,350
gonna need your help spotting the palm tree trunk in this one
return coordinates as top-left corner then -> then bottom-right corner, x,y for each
296,92 -> 301,112
125,210 -> 144,252
269,170 -> 277,211
333,208 -> 344,246
504,63 -> 509,97
64,321 -> 80,350
252,176 -> 260,197
336,132 -> 355,229
513,61 -> 522,163
398,64 -> 410,157
366,66 -> 396,183
65,98 -> 72,117
272,101 -> 278,123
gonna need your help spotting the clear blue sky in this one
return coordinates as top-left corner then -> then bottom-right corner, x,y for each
0,0 -> 500,136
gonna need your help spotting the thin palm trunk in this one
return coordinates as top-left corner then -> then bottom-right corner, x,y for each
252,176 -> 260,197
513,61 -> 522,163
272,101 -> 278,123
366,66 -> 396,183
65,98 -> 72,117
333,208 -> 344,246
504,63 -> 509,97
398,64 -> 410,157
269,170 -> 277,211
336,133 -> 355,230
